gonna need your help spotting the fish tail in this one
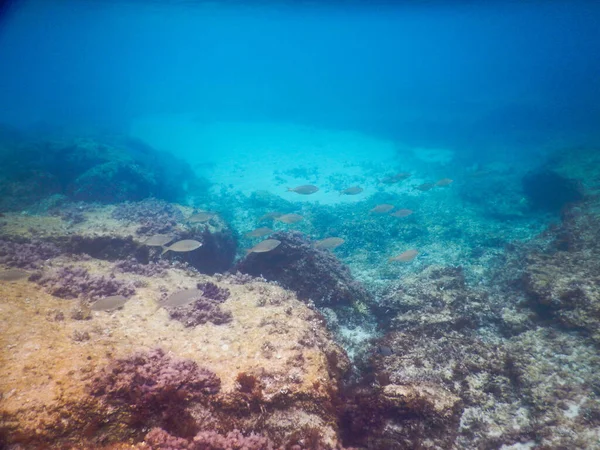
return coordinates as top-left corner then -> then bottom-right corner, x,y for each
160,246 -> 170,256
286,187 -> 293,192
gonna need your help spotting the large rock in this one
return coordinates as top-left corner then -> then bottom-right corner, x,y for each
0,134 -> 199,209
0,201 -> 237,274
523,203 -> 600,344
0,248 -> 350,448
234,231 -> 372,309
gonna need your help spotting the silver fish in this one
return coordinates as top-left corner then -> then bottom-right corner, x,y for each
161,288 -> 204,308
161,239 -> 202,256
314,237 -> 345,250
247,239 -> 281,254
91,295 -> 129,311
0,268 -> 29,281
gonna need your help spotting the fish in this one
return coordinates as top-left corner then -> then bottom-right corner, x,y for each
275,213 -> 304,224
340,186 -> 363,195
161,288 -> 204,308
188,211 -> 215,223
144,234 -> 174,247
247,239 -> 282,254
377,345 -> 394,357
161,239 -> 203,256
244,227 -> 273,238
90,295 -> 129,311
415,183 -> 435,191
370,204 -> 394,214
381,172 -> 411,184
391,209 -> 413,218
314,237 -> 345,250
0,268 -> 29,281
287,185 -> 319,195
258,212 -> 283,222
389,249 -> 419,262
436,178 -> 454,187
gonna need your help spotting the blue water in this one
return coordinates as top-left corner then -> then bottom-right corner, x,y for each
1,2 -> 600,449
1,0 -> 599,157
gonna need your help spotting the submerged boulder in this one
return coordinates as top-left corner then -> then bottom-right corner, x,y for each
234,231 -> 373,308
522,169 -> 583,212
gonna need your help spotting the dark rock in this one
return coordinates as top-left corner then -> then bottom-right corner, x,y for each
522,169 -> 583,212
234,231 -> 372,308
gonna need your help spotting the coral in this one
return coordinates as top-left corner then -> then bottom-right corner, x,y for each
168,283 -> 232,327
143,428 -> 275,450
196,281 -> 230,302
34,265 -> 135,300
114,257 -> 171,277
111,198 -> 184,235
90,348 -> 220,431
0,238 -> 61,269
234,231 -> 372,308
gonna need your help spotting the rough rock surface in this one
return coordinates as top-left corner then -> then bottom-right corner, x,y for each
234,231 -> 372,309
523,203 -> 600,345
0,263 -> 350,449
0,215 -> 350,449
0,202 -> 237,274
0,135 -> 199,209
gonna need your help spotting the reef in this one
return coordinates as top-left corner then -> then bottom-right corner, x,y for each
234,231 -> 372,309
0,134 -> 201,210
167,282 -> 233,327
0,202 -> 237,274
0,215 -> 351,449
523,202 -> 600,345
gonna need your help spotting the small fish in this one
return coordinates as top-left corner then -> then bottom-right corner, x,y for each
415,183 -> 435,191
377,345 -> 394,356
287,185 -> 319,195
314,237 -> 345,250
244,227 -> 273,238
0,268 -> 29,281
370,204 -> 394,214
144,234 -> 174,247
161,239 -> 203,256
389,249 -> 419,262
340,186 -> 363,195
436,178 -> 454,187
381,172 -> 411,184
247,239 -> 282,254
391,209 -> 413,218
91,295 -> 129,311
188,211 -> 215,223
161,288 -> 204,308
275,213 -> 304,224
258,212 -> 283,222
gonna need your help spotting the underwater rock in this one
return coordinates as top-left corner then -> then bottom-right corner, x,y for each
0,237 -> 61,269
111,198 -> 184,235
0,203 -> 237,274
522,169 -> 583,212
0,259 -> 350,448
34,265 -> 136,300
0,134 -> 200,208
523,204 -> 600,344
234,231 -> 373,308
379,265 -> 490,332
